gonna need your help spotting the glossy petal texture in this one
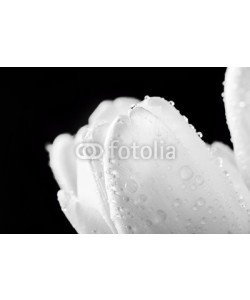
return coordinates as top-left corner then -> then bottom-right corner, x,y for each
48,134 -> 76,193
89,97 -> 139,125
49,97 -> 139,233
103,97 -> 250,233
224,68 -> 250,189
74,125 -> 115,233
72,97 -> 139,233
49,131 -> 112,233
210,142 -> 250,215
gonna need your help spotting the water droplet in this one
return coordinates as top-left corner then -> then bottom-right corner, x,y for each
192,205 -> 198,211
196,197 -> 206,207
240,201 -> 247,209
125,179 -> 138,193
145,219 -> 153,227
179,166 -> 193,181
217,157 -> 223,168
123,196 -> 130,202
134,194 -> 147,205
126,225 -> 134,233
197,132 -> 203,138
106,168 -> 112,175
144,95 -> 150,100
239,101 -> 246,108
155,210 -> 167,223
173,198 -> 181,208
195,175 -> 204,186
169,101 -> 175,106
109,158 -> 116,164
111,169 -> 119,177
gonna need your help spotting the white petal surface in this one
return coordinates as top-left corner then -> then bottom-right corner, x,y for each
103,98 -> 250,233
49,132 -> 112,233
89,97 -> 139,125
74,126 -> 115,233
72,97 -> 140,233
57,190 -> 111,233
48,134 -> 76,193
224,68 -> 250,189
210,142 -> 236,168
210,142 -> 250,215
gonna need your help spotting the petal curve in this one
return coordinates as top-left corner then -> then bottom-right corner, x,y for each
103,98 -> 250,233
224,68 -> 250,189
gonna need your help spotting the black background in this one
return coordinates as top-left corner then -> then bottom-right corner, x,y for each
2,68 -> 230,233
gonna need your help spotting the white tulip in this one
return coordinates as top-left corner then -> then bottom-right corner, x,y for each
48,68 -> 250,233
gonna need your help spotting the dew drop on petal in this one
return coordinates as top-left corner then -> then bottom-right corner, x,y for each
145,219 -> 153,227
197,132 -> 203,138
125,179 -> 138,193
195,175 -> 204,186
179,166 -> 193,181
155,209 -> 167,223
134,194 -> 147,205
239,101 -> 246,108
173,198 -> 181,208
192,205 -> 198,211
123,196 -> 130,202
196,197 -> 206,207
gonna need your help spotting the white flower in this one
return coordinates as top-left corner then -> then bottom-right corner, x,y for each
48,68 -> 250,233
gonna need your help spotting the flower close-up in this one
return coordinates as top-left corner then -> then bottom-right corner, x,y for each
48,68 -> 250,234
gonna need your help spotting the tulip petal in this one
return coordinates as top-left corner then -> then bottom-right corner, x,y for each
57,190 -> 111,233
48,134 -> 76,193
103,97 -> 250,233
73,125 -> 116,233
89,97 -> 139,125
49,132 -> 112,233
73,97 -> 140,233
210,142 -> 236,168
224,68 -> 250,189
210,142 -> 250,214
